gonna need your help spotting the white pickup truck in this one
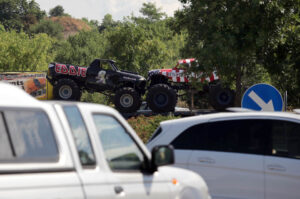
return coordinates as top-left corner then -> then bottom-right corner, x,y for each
0,83 -> 210,199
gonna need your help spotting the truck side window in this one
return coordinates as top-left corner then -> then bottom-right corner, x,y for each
101,62 -> 111,70
3,110 -> 58,162
93,114 -> 144,171
63,106 -> 96,167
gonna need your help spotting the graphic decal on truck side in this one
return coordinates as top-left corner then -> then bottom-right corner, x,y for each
55,64 -> 87,77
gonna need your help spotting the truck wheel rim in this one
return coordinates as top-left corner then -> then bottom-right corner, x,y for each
59,85 -> 72,99
120,94 -> 133,108
154,93 -> 168,107
218,91 -> 231,104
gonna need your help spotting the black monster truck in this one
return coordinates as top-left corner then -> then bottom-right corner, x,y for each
146,58 -> 235,112
47,59 -> 146,113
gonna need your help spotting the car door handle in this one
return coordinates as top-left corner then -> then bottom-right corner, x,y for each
198,157 -> 215,164
267,164 -> 286,172
114,186 -> 124,194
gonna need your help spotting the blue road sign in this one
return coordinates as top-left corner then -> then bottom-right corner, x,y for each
242,83 -> 283,111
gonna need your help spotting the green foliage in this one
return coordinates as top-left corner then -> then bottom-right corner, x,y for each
103,19 -> 186,76
127,115 -> 180,143
0,23 -> 4,32
139,2 -> 166,22
98,14 -> 119,32
29,19 -> 64,40
54,30 -> 107,66
176,0 -> 299,105
49,5 -> 65,17
0,31 -> 55,71
0,0 -> 45,32
80,91 -> 113,105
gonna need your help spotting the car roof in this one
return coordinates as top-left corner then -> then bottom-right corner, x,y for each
160,111 -> 300,128
45,100 -> 116,112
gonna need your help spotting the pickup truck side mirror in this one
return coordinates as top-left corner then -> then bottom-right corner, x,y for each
151,145 -> 174,172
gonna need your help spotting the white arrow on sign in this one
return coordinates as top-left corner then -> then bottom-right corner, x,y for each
248,90 -> 274,111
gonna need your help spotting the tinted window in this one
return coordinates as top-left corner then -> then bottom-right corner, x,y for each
171,120 -> 266,155
63,106 -> 96,166
171,123 -> 206,150
93,114 -> 144,171
2,110 -> 58,162
270,120 -> 300,159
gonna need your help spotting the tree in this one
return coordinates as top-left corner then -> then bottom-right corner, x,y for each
98,14 -> 118,32
263,13 -> 300,106
54,30 -> 107,66
0,31 -> 55,71
0,23 -> 5,32
30,19 -> 64,39
139,2 -> 166,22
103,19 -> 186,76
0,0 -> 45,31
49,5 -> 64,17
176,0 -> 299,106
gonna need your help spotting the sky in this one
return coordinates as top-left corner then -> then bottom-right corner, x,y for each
35,0 -> 183,22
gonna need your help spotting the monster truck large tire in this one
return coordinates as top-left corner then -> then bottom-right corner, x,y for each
114,87 -> 141,113
209,87 -> 235,111
146,84 -> 177,113
53,78 -> 81,101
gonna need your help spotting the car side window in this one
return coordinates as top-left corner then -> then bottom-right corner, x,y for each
171,123 -> 207,150
63,106 -> 96,166
0,109 -> 58,162
270,120 -> 300,159
171,120 -> 266,155
93,114 -> 145,171
206,120 -> 266,155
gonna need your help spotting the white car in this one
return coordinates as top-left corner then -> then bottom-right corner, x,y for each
0,83 -> 210,199
147,111 -> 300,199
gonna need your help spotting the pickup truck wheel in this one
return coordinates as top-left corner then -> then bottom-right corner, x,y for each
53,79 -> 81,100
146,84 -> 177,113
114,87 -> 141,113
209,87 -> 235,111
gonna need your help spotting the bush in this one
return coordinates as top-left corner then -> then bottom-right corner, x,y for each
0,31 -> 54,71
127,114 -> 180,143
80,91 -> 113,106
30,19 -> 64,40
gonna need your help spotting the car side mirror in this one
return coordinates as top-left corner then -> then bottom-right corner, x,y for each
151,145 -> 174,172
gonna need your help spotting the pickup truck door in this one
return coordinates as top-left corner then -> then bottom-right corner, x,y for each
56,105 -> 115,199
91,113 -> 171,199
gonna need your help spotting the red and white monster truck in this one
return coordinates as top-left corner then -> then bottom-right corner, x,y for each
146,58 -> 235,112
